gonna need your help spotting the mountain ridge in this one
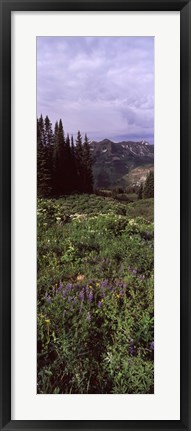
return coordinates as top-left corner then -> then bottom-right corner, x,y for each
89,139 -> 154,189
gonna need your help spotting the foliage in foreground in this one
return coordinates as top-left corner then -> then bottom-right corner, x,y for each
37,194 -> 154,394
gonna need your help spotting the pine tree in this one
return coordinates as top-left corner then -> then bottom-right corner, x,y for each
75,130 -> 84,192
52,121 -> 58,195
53,119 -> 66,196
64,133 -> 72,193
37,116 -> 95,197
37,116 -> 44,196
38,114 -> 45,140
82,134 -> 94,193
37,115 -> 51,197
143,171 -> 154,198
70,135 -> 78,193
138,182 -> 143,200
71,135 -> 75,155
44,115 -> 54,196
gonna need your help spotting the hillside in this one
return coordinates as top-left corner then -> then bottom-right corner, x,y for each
90,139 -> 154,188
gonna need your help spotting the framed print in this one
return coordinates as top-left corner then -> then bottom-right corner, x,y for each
0,0 -> 190,430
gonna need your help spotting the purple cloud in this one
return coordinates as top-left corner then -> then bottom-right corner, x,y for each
37,36 -> 154,143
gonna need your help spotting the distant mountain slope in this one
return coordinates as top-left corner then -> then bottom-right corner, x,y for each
90,139 -> 154,188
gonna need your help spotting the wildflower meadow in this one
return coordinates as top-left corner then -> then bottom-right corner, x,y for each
37,194 -> 154,394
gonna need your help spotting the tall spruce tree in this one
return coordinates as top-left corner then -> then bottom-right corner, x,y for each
83,134 -> 94,193
37,115 -> 51,197
75,130 -> 84,192
53,119 -> 66,196
65,133 -> 72,193
70,135 -> 78,192
52,121 -> 58,195
37,116 -> 44,196
44,115 -> 54,196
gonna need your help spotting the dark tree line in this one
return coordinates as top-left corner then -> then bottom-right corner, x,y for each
37,115 -> 94,198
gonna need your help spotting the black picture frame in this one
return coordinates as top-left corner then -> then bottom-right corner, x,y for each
0,0 -> 190,430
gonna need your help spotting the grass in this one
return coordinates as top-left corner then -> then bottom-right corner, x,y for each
126,198 -> 154,222
37,194 -> 154,394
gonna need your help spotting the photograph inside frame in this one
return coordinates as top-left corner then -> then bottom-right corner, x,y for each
37,36 -> 154,394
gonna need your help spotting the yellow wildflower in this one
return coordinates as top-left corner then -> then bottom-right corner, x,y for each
76,274 -> 85,282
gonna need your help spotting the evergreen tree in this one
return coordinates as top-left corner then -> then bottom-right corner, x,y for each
53,119 -> 66,196
52,121 -> 58,195
138,182 -> 143,200
65,133 -> 72,193
75,130 -> 84,192
70,135 -> 78,192
37,116 -> 95,198
37,115 -> 51,197
82,134 -> 94,193
70,135 -> 75,155
44,115 -> 54,196
44,115 -> 53,146
66,133 -> 70,151
37,117 -> 44,196
38,114 -> 45,143
143,171 -> 154,198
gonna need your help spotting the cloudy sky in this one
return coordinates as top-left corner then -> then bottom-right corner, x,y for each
37,36 -> 154,143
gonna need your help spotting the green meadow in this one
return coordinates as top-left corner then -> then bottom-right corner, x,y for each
37,194 -> 154,394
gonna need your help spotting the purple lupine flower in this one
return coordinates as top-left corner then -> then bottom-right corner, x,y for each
79,290 -> 84,301
150,341 -> 154,350
86,312 -> 91,322
88,291 -> 93,303
66,283 -> 72,291
57,282 -> 63,292
98,301 -> 103,308
132,268 -> 137,274
62,289 -> 67,298
68,296 -> 72,303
